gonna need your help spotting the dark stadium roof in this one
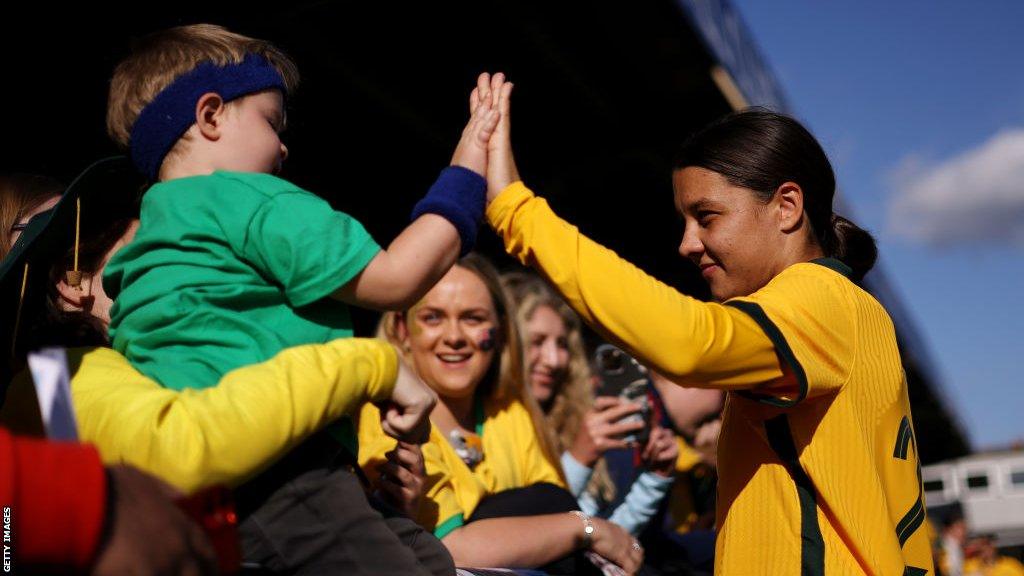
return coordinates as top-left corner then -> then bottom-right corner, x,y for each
4,0 -> 969,460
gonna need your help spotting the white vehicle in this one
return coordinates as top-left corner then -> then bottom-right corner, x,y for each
923,451 -> 1024,546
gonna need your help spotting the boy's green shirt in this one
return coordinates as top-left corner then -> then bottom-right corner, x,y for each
104,171 -> 381,448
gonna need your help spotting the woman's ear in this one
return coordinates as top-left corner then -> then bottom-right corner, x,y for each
195,92 -> 227,141
775,181 -> 806,233
394,312 -> 412,352
55,273 -> 95,313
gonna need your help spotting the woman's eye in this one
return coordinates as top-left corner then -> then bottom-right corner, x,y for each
463,314 -> 490,326
419,312 -> 441,325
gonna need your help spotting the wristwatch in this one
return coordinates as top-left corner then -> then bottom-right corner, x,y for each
571,510 -> 595,548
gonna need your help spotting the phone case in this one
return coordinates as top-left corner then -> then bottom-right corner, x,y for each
594,344 -> 652,445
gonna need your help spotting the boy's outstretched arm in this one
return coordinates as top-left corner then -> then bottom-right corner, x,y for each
333,77 -> 500,310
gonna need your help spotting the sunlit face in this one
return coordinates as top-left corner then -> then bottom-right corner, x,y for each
399,266 -> 499,401
9,195 -> 60,248
216,89 -> 289,174
525,305 -> 570,406
673,166 -> 780,301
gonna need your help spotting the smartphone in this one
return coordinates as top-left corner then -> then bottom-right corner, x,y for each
175,485 -> 242,575
594,344 -> 651,446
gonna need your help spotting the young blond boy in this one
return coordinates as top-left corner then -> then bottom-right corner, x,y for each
101,23 -> 500,574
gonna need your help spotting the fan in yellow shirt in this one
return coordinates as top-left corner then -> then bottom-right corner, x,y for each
964,535 -> 1024,576
357,252 -> 644,574
474,72 -> 933,575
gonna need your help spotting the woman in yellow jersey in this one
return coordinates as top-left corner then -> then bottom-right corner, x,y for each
474,72 -> 933,575
358,253 -> 644,573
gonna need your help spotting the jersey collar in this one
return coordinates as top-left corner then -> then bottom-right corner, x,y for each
810,257 -> 852,278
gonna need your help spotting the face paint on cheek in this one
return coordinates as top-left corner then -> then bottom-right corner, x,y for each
478,327 -> 497,352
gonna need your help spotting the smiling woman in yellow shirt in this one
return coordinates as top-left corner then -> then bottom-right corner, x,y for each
476,73 -> 933,575
357,253 -> 644,574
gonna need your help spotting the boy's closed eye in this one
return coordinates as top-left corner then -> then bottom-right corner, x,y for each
269,112 -> 287,133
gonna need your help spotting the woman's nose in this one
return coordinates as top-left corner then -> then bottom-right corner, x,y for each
441,320 -> 467,346
540,339 -> 559,366
678,226 -> 704,261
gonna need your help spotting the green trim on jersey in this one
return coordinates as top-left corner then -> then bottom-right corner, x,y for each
725,300 -> 809,407
892,418 -> 926,548
434,513 -> 465,539
893,416 -> 913,460
810,257 -> 852,278
765,414 -> 825,576
474,395 -> 485,437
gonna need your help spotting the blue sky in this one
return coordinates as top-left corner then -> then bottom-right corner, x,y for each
730,0 -> 1024,451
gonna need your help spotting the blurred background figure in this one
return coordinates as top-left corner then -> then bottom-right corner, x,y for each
964,534 -> 1024,576
0,173 -> 62,256
940,508 -> 969,576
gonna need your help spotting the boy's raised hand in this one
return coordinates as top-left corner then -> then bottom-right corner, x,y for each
380,359 -> 437,444
470,72 -> 519,203
451,77 -> 500,177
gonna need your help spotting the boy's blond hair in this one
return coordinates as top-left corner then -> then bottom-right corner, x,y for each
107,23 -> 300,149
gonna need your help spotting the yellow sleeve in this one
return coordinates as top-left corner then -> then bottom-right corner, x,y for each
486,182 -> 783,390
71,338 -> 398,493
357,405 -> 475,539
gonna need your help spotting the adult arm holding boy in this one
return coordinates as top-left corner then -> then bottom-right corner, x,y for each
69,338 -> 433,494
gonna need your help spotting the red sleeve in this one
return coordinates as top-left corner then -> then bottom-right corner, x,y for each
0,428 -> 109,572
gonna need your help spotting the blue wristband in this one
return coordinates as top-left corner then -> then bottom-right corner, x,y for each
411,166 -> 486,256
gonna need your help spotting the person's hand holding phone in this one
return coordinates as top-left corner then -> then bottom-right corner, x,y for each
569,396 -> 645,467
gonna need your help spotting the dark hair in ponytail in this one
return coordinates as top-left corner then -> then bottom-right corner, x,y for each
674,108 -> 877,281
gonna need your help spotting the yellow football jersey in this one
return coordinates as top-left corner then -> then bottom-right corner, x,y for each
358,395 -> 564,539
487,182 -> 934,575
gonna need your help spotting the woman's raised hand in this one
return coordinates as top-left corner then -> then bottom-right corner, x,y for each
470,72 -> 519,203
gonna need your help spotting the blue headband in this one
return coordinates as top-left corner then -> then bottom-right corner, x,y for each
129,54 -> 286,180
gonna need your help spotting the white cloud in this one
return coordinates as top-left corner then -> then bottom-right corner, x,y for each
887,129 -> 1024,246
